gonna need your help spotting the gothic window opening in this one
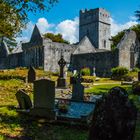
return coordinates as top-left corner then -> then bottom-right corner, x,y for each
87,29 -> 89,37
104,40 -> 106,48
130,45 -> 135,69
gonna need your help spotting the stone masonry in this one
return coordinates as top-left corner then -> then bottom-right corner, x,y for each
79,8 -> 111,50
0,8 -> 140,77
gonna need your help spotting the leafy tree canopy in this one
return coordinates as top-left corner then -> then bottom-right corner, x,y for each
0,0 -> 58,46
111,24 -> 140,50
43,33 -> 70,44
135,8 -> 140,21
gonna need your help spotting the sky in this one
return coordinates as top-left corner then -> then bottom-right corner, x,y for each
17,0 -> 140,44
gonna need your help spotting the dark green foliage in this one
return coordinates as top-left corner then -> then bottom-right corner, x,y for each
82,76 -> 95,83
132,81 -> 140,95
131,67 -> 140,72
43,33 -> 69,44
80,67 -> 91,76
89,87 -> 137,140
0,0 -> 58,44
111,67 -> 129,80
111,24 -> 140,51
135,8 -> 140,21
3,0 -> 58,19
130,24 -> 140,41
111,31 -> 125,50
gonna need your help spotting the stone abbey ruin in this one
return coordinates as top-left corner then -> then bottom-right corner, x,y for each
0,8 -> 140,76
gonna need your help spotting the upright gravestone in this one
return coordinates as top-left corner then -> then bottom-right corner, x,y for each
28,66 -> 36,83
72,74 -> 84,101
15,89 -> 32,110
138,71 -> 140,81
93,67 -> 96,77
30,79 -> 56,119
57,51 -> 67,88
89,87 -> 137,140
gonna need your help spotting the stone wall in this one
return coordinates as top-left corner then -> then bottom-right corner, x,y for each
79,8 -> 111,50
7,53 -> 23,68
22,43 -> 44,68
117,30 -> 140,69
71,50 -> 119,77
22,25 -> 44,68
43,39 -> 75,72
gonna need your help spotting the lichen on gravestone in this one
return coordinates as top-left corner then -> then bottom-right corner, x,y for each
88,86 -> 137,140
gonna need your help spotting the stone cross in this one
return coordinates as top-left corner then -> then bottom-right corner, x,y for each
58,50 -> 66,78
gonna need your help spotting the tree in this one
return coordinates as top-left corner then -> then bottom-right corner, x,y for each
110,31 -> 124,50
43,33 -> 70,44
130,24 -> 140,41
110,24 -> 140,50
0,0 -> 58,45
135,8 -> 140,21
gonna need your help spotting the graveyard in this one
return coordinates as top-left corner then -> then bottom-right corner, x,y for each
1,0 -> 140,139
0,67 -> 140,140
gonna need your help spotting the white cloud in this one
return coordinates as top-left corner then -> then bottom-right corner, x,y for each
111,18 -> 138,36
129,16 -> 138,21
55,17 -> 79,43
16,16 -> 139,44
36,18 -> 54,34
16,21 -> 34,43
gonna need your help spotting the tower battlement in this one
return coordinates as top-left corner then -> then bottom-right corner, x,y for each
79,8 -> 111,50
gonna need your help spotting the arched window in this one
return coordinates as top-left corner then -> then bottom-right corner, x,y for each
130,45 -> 135,69
104,40 -> 106,48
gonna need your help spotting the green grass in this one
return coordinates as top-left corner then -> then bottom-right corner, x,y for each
0,76 -> 140,139
0,79 -> 88,140
134,118 -> 140,140
85,84 -> 132,95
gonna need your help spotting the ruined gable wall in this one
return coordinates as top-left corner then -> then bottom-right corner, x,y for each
22,39 -> 44,68
117,30 -> 140,69
7,53 -> 23,68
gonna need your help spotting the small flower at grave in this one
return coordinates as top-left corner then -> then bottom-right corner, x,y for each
58,100 -> 69,113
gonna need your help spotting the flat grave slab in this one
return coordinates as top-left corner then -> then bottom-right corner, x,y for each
55,99 -> 95,122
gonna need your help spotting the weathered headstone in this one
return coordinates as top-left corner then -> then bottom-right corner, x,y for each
89,86 -> 137,140
138,71 -> 140,81
72,74 -> 84,101
132,81 -> 140,95
16,89 -> 32,109
70,76 -> 76,84
93,67 -> 96,76
57,51 -> 67,88
30,79 -> 56,119
28,66 -> 36,83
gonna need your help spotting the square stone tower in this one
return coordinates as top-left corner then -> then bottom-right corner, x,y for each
79,8 -> 111,50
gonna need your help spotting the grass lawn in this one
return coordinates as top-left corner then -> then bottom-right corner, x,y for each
85,83 -> 132,95
0,71 -> 140,139
0,79 -> 88,140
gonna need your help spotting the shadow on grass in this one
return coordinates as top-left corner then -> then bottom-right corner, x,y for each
0,105 -> 88,140
0,105 -> 41,140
